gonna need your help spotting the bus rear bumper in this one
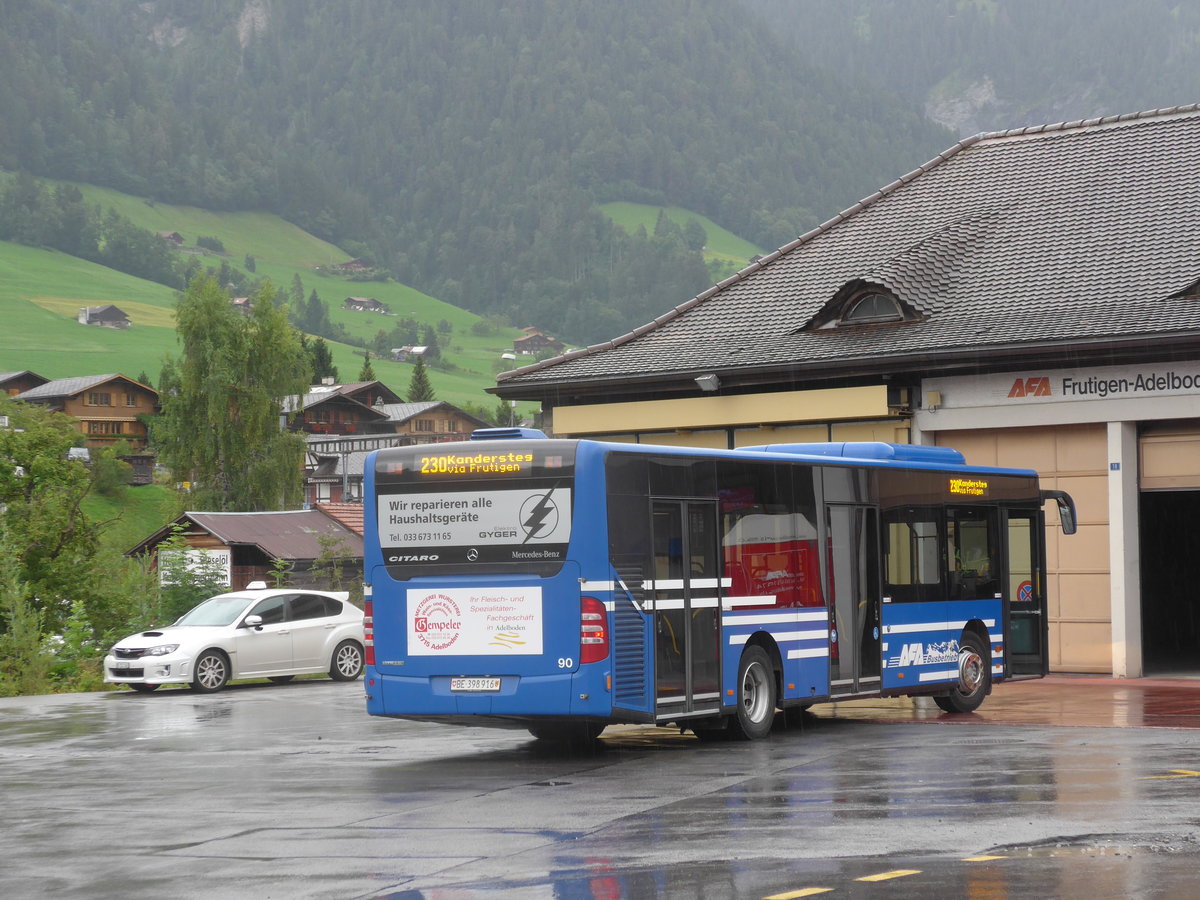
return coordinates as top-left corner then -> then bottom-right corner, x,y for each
363,667 -> 611,719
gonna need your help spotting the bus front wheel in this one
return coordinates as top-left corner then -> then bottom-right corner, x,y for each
933,633 -> 990,714
733,646 -> 777,740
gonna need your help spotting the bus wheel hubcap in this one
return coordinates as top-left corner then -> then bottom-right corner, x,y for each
957,648 -> 984,694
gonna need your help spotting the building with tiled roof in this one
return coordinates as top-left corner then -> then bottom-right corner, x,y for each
493,104 -> 1200,680
127,509 -> 364,591
0,371 -> 49,397
17,373 -> 158,452
301,401 -> 490,505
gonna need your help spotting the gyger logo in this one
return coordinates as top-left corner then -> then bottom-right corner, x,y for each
412,593 -> 462,651
519,490 -> 559,541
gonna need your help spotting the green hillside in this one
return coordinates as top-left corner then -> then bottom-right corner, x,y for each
600,202 -> 763,265
0,183 -> 540,413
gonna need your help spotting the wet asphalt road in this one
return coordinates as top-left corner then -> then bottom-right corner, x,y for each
2,679 -> 1200,899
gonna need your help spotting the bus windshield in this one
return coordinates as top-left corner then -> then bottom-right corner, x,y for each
372,440 -> 577,577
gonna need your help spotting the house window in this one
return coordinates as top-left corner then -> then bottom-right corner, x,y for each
125,392 -> 137,407
86,392 -> 112,406
842,292 -> 903,323
415,419 -> 434,432
87,421 -> 123,435
315,483 -> 332,502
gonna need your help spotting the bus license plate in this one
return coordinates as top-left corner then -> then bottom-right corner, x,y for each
450,677 -> 501,692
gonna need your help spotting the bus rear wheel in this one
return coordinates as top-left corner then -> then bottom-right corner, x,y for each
733,646 -> 777,740
933,633 -> 990,713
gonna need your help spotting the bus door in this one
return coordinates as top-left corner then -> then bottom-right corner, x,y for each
650,499 -> 722,719
825,503 -> 881,694
1004,509 -> 1047,676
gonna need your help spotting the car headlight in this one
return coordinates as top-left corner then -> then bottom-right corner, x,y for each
144,644 -> 180,656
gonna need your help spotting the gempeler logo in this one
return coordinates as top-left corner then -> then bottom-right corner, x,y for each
1008,376 -> 1052,398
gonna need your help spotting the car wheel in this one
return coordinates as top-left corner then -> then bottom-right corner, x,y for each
733,645 -> 777,740
933,632 -> 990,713
329,640 -> 364,681
268,675 -> 295,683
126,683 -> 159,693
191,650 -> 230,693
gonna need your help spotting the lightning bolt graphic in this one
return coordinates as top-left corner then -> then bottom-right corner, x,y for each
522,489 -> 555,542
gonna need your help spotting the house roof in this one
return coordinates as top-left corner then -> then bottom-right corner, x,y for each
316,503 -> 365,536
377,401 -> 489,428
18,374 -> 152,401
82,305 -> 129,318
496,104 -> 1200,397
128,509 -> 363,559
0,371 -> 49,388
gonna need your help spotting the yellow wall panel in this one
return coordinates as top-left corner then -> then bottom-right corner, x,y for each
1054,619 -> 1114,673
552,386 -> 889,435
1055,423 -> 1108,472
636,430 -> 729,449
733,424 -> 828,447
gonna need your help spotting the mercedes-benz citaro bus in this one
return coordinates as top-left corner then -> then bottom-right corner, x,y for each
362,428 -> 1076,743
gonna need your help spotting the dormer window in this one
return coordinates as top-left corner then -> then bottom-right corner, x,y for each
798,280 -> 919,332
842,291 -> 903,323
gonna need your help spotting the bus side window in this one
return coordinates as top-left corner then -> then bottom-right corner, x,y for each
884,510 -> 941,602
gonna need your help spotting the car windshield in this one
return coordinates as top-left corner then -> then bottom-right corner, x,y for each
174,595 -> 255,627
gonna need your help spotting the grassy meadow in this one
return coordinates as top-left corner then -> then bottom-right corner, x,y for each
1,181 -> 538,412
598,201 -> 762,267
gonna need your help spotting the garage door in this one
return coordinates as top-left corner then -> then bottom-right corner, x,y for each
1140,422 -> 1200,490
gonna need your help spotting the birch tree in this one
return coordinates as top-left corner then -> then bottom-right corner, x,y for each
156,277 -> 311,511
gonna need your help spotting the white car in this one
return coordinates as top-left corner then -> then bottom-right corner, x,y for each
104,587 -> 365,693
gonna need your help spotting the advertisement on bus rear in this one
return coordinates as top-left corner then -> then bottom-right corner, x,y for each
376,485 -> 572,567
406,586 -> 543,656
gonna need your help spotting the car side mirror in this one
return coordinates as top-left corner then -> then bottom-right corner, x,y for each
243,614 -> 263,630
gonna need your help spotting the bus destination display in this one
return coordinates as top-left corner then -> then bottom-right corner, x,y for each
416,450 -> 536,477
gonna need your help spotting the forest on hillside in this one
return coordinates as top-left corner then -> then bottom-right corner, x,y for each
4,1 -> 1198,345
1,0 -> 949,343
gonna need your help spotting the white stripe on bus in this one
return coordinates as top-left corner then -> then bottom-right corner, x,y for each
723,611 -> 829,626
729,629 -> 828,646
648,597 -> 721,610
918,669 -> 958,682
581,580 -> 615,591
644,578 -> 733,590
787,647 -> 831,659
884,618 -> 997,635
721,595 -> 778,609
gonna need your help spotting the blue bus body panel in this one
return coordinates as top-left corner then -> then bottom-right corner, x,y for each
880,599 -> 1003,692
722,607 -> 831,701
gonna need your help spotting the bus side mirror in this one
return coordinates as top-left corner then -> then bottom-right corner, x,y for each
1041,490 -> 1077,535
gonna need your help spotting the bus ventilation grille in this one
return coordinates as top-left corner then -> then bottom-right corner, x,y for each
612,584 -> 648,707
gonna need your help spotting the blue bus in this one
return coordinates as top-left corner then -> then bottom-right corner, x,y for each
362,428 -> 1076,741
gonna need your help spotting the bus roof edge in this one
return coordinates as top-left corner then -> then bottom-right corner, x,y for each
740,441 -> 967,466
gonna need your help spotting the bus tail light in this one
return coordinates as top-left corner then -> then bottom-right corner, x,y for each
364,599 -> 375,666
580,597 -> 609,664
